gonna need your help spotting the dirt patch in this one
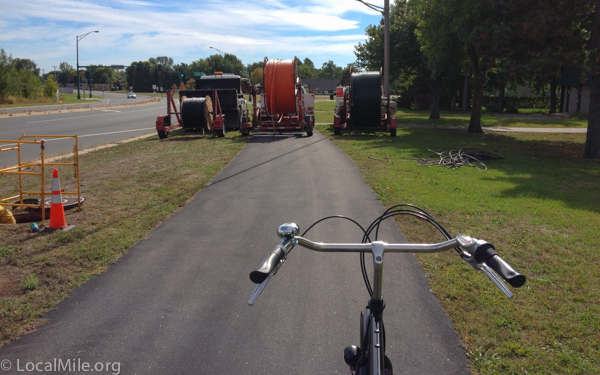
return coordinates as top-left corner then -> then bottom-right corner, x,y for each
0,265 -> 25,297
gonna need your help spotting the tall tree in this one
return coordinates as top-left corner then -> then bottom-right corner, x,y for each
298,58 -> 316,79
584,0 -> 600,159
317,61 -> 343,79
414,0 -> 464,119
13,58 -> 39,76
0,48 -> 16,102
251,67 -> 263,85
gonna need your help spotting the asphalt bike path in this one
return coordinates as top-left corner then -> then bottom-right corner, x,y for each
0,131 -> 469,374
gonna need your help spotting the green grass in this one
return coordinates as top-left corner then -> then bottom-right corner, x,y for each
0,94 -> 105,108
396,109 -> 587,128
317,124 -> 600,374
314,100 -> 335,124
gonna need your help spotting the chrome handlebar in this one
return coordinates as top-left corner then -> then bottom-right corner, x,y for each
249,223 -> 524,305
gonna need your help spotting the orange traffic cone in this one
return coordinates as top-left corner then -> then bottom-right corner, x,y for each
49,169 -> 67,229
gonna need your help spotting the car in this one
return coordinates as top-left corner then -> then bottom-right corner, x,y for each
127,92 -> 136,99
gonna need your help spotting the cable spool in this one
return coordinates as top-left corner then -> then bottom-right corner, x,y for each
264,58 -> 297,114
350,71 -> 381,129
181,96 -> 213,130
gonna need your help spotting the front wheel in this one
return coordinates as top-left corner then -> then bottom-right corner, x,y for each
390,129 -> 396,137
217,126 -> 226,138
334,127 -> 342,135
157,130 -> 167,139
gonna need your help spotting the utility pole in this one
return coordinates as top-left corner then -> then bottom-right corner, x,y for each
76,31 -> 99,99
355,0 -> 390,96
53,65 -> 58,80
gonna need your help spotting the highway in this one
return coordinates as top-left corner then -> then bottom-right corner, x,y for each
0,94 -> 165,168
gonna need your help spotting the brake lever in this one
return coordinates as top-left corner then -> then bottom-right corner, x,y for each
457,235 -> 513,299
248,273 -> 273,306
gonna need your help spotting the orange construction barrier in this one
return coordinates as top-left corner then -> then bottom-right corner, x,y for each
49,169 -> 67,229
264,58 -> 297,114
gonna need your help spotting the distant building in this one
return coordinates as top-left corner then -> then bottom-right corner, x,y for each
560,71 -> 592,114
301,79 -> 339,94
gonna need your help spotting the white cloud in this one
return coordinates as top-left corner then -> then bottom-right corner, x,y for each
0,0 -> 380,70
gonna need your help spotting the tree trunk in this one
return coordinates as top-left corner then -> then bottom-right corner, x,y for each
584,1 -> 600,159
498,83 -> 505,113
428,76 -> 442,119
584,73 -> 600,158
462,75 -> 469,110
468,71 -> 484,133
550,78 -> 557,114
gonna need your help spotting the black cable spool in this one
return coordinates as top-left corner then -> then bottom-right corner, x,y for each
350,71 -> 381,129
181,97 -> 209,130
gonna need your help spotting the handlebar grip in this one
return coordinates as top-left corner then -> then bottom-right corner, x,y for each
249,245 -> 285,284
474,244 -> 526,288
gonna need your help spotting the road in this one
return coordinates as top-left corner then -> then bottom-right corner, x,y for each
0,94 -> 164,168
0,131 -> 469,374
0,92 -> 160,115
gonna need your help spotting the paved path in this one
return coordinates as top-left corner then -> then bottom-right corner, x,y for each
0,131 -> 469,374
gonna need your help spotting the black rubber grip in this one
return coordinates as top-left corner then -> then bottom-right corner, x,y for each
249,245 -> 285,284
474,244 -> 526,288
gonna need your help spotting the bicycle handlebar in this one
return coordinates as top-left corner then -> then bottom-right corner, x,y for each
248,223 -> 526,305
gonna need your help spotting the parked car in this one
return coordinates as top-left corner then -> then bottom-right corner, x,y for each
127,92 -> 136,99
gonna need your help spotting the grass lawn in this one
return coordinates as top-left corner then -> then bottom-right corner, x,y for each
0,94 -> 105,109
317,124 -> 600,374
396,109 -> 587,128
310,102 -> 587,129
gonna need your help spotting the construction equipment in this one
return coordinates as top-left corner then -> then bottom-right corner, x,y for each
156,73 -> 250,138
248,57 -> 315,136
334,68 -> 397,137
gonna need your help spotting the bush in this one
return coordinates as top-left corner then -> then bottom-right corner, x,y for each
20,273 -> 39,291
43,74 -> 59,98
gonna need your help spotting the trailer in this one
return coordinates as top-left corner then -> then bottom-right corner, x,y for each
334,69 -> 397,137
248,57 -> 314,136
155,73 -> 250,139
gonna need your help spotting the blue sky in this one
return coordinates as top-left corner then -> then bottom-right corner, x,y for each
0,0 -> 384,73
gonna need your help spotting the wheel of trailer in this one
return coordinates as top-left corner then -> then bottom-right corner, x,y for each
157,130 -> 167,139
217,125 -> 226,138
390,129 -> 396,137
334,128 -> 342,135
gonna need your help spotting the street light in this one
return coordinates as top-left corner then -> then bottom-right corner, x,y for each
355,0 -> 389,97
209,46 -> 229,74
76,30 -> 99,99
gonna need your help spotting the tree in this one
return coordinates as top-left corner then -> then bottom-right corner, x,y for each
0,48 -> 16,102
57,62 -> 74,86
44,74 -> 58,97
185,78 -> 195,90
251,67 -> 264,85
17,70 -> 42,98
298,58 -> 316,79
317,61 -> 343,79
13,58 -> 39,76
414,0 -> 465,119
412,0 -> 511,132
584,1 -> 600,159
